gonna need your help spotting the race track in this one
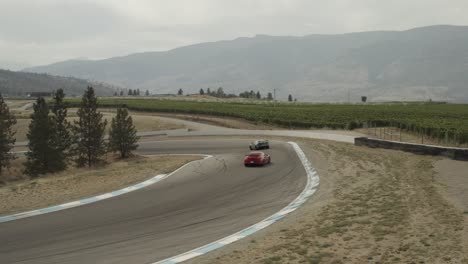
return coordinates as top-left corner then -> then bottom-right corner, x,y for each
0,139 -> 306,264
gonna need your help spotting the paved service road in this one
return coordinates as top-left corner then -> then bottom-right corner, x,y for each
0,139 -> 306,264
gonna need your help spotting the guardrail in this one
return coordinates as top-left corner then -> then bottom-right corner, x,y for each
355,137 -> 468,161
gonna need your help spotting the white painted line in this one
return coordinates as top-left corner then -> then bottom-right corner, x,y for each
253,219 -> 276,230
275,207 -> 296,217
218,235 -> 244,245
95,193 -> 114,200
59,201 -> 81,208
155,141 -> 319,264
172,252 -> 203,262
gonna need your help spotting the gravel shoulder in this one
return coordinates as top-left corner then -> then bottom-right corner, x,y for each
0,155 -> 200,216
434,159 -> 468,259
189,137 -> 465,264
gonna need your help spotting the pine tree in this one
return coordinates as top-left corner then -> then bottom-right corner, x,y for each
267,92 -> 273,100
145,90 -> 150,96
288,94 -> 293,102
51,88 -> 72,167
108,107 -> 139,158
24,97 -> 57,176
73,87 -> 107,167
207,88 -> 211,95
128,89 -> 133,96
178,88 -> 183,95
120,90 -> 124,96
0,94 -> 16,176
256,91 -> 261,99
199,88 -> 205,95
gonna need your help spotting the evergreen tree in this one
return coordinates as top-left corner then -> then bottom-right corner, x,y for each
267,92 -> 273,100
199,88 -> 205,95
256,91 -> 261,99
288,94 -> 293,102
216,87 -> 225,97
128,89 -> 133,96
24,97 -> 59,176
178,88 -> 183,95
51,88 -> 72,167
73,87 -> 107,167
120,90 -> 124,96
136,89 -> 141,96
108,107 -> 139,158
207,88 -> 211,95
0,94 -> 16,176
145,90 -> 150,96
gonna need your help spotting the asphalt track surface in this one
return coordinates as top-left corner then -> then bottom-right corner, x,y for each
0,138 -> 306,264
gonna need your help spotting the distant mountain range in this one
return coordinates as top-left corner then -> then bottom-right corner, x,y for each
0,69 -> 116,97
24,25 -> 468,102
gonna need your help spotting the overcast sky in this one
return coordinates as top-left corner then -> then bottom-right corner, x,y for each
1,0 -> 468,70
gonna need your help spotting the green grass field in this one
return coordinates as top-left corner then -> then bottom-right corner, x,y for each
66,98 -> 468,144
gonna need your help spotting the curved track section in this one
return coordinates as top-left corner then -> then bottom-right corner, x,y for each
0,139 -> 306,264
157,142 -> 319,264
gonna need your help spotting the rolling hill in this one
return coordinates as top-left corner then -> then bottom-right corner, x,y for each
24,25 -> 468,102
0,69 -> 116,97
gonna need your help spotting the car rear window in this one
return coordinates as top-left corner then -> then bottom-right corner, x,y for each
248,153 -> 262,157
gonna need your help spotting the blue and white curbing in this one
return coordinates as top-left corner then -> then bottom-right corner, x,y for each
0,155 -> 212,224
155,141 -> 319,264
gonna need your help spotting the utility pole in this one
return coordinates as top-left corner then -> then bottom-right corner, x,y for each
273,88 -> 277,107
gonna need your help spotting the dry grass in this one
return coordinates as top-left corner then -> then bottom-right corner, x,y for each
12,111 -> 185,142
4,100 -> 33,109
192,138 -> 465,264
0,155 -> 200,215
116,113 -> 184,131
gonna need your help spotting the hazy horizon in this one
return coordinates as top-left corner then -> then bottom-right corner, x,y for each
2,0 -> 468,70
16,24 -> 468,67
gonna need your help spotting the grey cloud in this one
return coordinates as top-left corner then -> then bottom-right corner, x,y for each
0,1 -> 128,43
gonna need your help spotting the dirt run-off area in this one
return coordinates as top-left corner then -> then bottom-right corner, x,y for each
191,137 -> 468,264
0,155 -> 200,216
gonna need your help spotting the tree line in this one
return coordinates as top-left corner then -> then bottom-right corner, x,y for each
0,87 -> 139,177
113,89 -> 150,97
196,87 -> 236,98
238,90 -> 273,100
238,90 -> 295,101
179,87 -> 294,101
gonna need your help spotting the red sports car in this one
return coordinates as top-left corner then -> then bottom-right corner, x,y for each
244,151 -> 271,166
